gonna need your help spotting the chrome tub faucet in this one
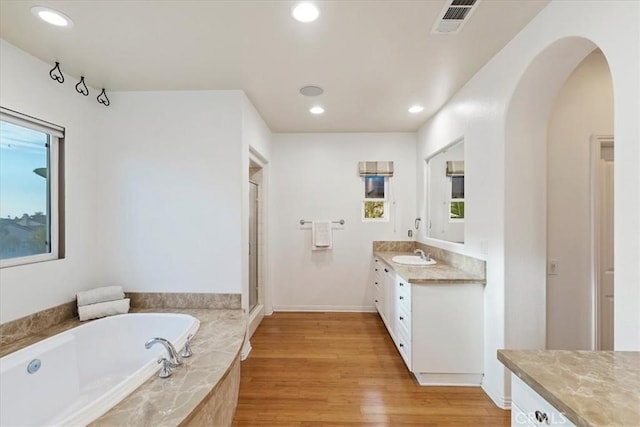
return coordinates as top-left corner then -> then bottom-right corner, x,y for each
145,337 -> 183,377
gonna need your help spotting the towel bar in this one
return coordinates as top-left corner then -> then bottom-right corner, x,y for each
300,219 -> 345,226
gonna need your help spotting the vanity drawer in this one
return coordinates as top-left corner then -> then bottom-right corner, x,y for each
395,326 -> 412,369
396,302 -> 411,338
511,375 -> 575,426
396,288 -> 411,313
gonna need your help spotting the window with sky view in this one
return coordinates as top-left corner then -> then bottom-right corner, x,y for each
0,120 -> 51,260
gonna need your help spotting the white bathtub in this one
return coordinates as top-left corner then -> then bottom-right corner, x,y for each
0,313 -> 199,427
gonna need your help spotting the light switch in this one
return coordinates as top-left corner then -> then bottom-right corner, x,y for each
548,260 -> 558,275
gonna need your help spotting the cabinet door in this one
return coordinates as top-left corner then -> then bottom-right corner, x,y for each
383,265 -> 396,333
372,258 -> 383,312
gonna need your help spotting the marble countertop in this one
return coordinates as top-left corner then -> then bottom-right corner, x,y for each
374,251 -> 486,284
0,308 -> 246,426
498,350 -> 640,427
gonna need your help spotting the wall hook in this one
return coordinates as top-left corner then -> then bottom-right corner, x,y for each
414,218 -> 421,230
75,76 -> 89,96
49,62 -> 64,83
97,88 -> 110,106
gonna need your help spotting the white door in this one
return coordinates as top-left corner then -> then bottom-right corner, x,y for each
598,144 -> 614,350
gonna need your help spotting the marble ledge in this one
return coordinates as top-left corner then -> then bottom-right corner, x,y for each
374,251 -> 486,285
0,292 -> 241,348
498,349 -> 640,427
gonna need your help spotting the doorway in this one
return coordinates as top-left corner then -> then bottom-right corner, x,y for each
249,180 -> 259,312
592,136 -> 614,350
545,50 -> 614,350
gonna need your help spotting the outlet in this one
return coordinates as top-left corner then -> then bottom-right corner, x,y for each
548,260 -> 558,275
407,230 -> 413,238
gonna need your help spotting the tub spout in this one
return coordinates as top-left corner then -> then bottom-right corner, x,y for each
145,337 -> 182,367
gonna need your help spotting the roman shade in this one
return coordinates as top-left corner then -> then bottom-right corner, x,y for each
446,161 -> 464,177
358,161 -> 394,177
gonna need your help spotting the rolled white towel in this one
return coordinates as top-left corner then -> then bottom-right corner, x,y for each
78,298 -> 130,322
77,286 -> 124,307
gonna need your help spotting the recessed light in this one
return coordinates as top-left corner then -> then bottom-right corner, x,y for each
408,105 -> 424,114
300,86 -> 324,96
31,6 -> 74,27
310,106 -> 325,115
292,3 -> 320,23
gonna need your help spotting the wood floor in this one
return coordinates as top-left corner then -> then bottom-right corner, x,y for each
232,312 -> 509,426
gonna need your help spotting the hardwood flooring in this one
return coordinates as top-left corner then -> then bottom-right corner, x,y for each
232,312 -> 509,426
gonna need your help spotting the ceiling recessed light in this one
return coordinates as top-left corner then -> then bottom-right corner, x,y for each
31,6 -> 74,27
292,3 -> 320,23
408,105 -> 424,114
300,86 -> 324,96
310,106 -> 325,115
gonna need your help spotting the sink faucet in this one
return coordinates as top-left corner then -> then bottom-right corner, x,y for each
145,337 -> 183,367
414,249 -> 431,261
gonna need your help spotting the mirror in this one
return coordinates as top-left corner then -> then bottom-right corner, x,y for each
425,139 -> 464,244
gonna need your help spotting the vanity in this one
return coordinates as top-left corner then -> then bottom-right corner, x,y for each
372,241 -> 486,386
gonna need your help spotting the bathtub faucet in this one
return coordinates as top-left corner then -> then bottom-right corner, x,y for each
145,337 -> 183,368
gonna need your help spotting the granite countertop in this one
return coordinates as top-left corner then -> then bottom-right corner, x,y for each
0,308 -> 246,426
374,251 -> 486,284
498,350 -> 640,427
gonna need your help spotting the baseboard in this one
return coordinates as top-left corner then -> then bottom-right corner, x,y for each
240,340 -> 252,361
272,305 -> 377,313
414,372 -> 483,387
482,381 -> 511,410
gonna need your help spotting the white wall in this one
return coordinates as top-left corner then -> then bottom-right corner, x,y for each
546,52 -> 613,350
97,90 -> 245,295
271,133 -> 416,311
416,0 -> 640,408
0,40 -> 105,323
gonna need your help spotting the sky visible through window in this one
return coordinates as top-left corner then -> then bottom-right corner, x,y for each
0,121 -> 48,219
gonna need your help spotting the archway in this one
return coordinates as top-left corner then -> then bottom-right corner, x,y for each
503,37 -> 604,351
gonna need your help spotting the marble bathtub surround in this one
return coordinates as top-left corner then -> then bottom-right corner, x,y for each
0,300 -> 76,347
0,292 -> 241,348
0,308 -> 246,426
373,241 -> 486,284
498,350 -> 640,427
127,292 -> 241,310
374,251 -> 485,284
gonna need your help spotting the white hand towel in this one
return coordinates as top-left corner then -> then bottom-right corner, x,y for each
312,221 -> 332,250
78,298 -> 130,322
77,286 -> 124,307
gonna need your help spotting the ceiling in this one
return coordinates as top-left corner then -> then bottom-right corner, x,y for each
0,0 -> 549,132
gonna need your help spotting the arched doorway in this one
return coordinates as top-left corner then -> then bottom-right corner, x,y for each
502,37 -> 611,351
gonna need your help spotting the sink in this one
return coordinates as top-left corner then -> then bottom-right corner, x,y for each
391,255 -> 437,266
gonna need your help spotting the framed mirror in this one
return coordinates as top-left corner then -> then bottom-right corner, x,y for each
425,139 -> 464,244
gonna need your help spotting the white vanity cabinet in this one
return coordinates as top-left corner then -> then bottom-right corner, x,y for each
511,375 -> 575,426
372,257 -> 484,386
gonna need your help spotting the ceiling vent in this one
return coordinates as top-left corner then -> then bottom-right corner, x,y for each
432,0 -> 480,35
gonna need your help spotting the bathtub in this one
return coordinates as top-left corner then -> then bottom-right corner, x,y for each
0,313 -> 200,427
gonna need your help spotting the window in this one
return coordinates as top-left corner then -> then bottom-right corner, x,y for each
0,108 -> 64,267
363,176 -> 389,221
450,175 -> 464,220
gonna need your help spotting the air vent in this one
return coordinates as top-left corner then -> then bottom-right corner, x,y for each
432,0 -> 480,34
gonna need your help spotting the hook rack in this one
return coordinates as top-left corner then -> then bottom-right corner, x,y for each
299,219 -> 345,226
97,88 -> 110,106
75,76 -> 89,96
49,62 -> 64,83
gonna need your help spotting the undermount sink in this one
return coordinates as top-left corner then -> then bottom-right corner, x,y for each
392,255 -> 437,266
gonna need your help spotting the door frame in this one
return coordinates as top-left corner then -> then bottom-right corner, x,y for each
589,134 -> 614,350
